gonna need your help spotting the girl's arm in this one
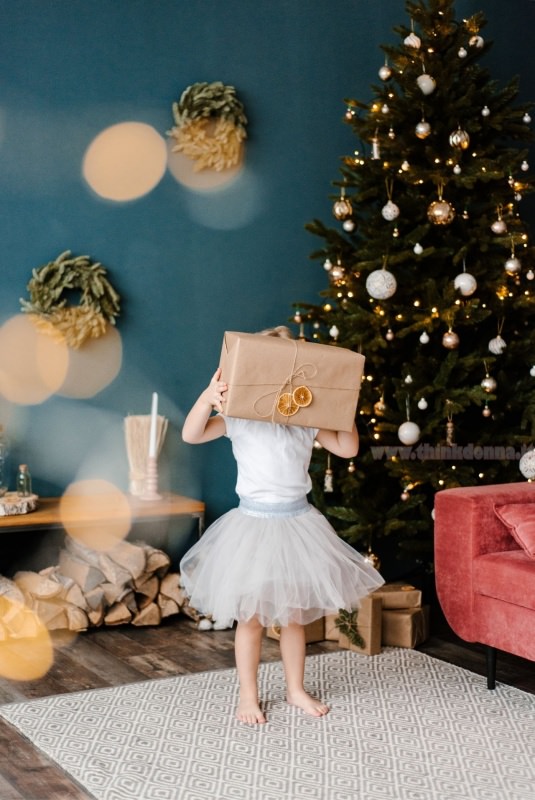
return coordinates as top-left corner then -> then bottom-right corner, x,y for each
182,368 -> 227,444
315,422 -> 359,459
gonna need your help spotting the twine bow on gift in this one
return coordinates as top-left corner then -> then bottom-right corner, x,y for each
253,343 -> 317,422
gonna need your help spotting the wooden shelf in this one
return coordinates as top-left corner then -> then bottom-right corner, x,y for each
0,492 -> 205,535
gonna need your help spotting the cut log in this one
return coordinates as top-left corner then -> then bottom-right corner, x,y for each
65,604 -> 89,631
59,551 -> 106,593
157,595 -> 180,619
141,544 -> 170,578
104,602 -> 132,626
159,573 -> 185,606
107,540 -> 147,580
14,571 -> 63,600
132,602 -> 161,627
98,555 -> 133,588
134,574 -> 159,605
31,599 -> 69,630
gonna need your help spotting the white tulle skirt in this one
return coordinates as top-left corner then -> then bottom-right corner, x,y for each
179,497 -> 384,628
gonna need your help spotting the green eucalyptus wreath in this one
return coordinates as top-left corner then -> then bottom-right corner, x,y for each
20,250 -> 121,349
167,81 -> 248,172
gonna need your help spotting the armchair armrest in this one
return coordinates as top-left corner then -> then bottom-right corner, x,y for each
434,482 -> 533,641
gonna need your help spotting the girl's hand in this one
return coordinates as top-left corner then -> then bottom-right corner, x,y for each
203,368 -> 228,412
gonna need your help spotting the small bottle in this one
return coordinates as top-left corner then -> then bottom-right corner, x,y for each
17,464 -> 32,497
0,425 -> 8,497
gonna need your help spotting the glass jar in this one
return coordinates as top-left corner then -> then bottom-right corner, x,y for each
17,464 -> 32,497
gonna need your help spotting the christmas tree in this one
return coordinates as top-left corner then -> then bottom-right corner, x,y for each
295,0 -> 535,577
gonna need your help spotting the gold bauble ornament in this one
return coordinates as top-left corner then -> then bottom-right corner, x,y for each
363,548 -> 381,570
481,374 -> 497,393
428,199 -> 456,225
442,329 -> 460,349
449,127 -> 470,149
333,194 -> 353,220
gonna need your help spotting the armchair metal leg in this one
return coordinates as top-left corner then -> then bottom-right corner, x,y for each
485,645 -> 497,690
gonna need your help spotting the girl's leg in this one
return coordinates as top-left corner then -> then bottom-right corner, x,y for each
279,623 -> 329,717
235,617 -> 266,724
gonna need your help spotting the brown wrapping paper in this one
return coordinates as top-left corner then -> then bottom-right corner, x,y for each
381,606 -> 430,648
324,613 -> 340,641
219,331 -> 365,432
372,582 -> 422,609
266,617 -> 325,644
337,595 -> 382,656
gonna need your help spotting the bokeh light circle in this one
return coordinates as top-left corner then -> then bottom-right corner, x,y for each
58,325 -> 122,398
83,122 -> 167,201
0,314 -> 69,404
0,600 -> 54,681
59,479 -> 132,551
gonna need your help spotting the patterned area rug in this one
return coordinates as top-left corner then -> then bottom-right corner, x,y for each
1,648 -> 534,800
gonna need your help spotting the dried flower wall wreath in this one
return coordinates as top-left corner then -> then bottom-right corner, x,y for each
20,250 -> 121,349
167,81 -> 248,172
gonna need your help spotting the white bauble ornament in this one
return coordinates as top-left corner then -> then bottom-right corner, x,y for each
323,258 -> 332,271
491,218 -> 507,234
481,375 -> 497,393
521,160 -> 529,171
398,421 -> 421,445
405,374 -> 413,384
458,47 -> 467,58
330,261 -> 345,281
381,200 -> 400,221
454,272 -> 477,296
329,325 -> 339,340
524,112 -> 532,124
418,397 -> 428,410
453,164 -> 462,175
379,64 -> 392,80
381,104 -> 390,114
527,269 -> 535,281
401,160 -> 410,171
343,219 -> 355,232
385,328 -> 395,341
488,335 -> 507,355
481,105 -> 490,117
519,449 -> 535,479
419,331 -> 430,344
366,269 -> 397,299
482,404 -> 491,418
413,243 -> 423,255
404,32 -> 421,48
469,34 -> 484,48
530,366 -> 535,377
505,256 -> 521,275
416,73 -> 436,95
415,120 -> 431,139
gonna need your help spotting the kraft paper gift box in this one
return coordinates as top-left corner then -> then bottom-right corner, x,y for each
381,606 -> 430,648
337,595 -> 382,656
324,613 -> 340,641
219,331 -> 365,432
266,617 -> 325,644
372,582 -> 422,610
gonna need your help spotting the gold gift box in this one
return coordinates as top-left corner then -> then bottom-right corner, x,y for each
219,331 -> 365,432
372,582 -> 422,609
381,606 -> 430,648
337,595 -> 382,656
266,617 -> 325,644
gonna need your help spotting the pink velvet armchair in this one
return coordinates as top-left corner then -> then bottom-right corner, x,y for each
434,482 -> 535,689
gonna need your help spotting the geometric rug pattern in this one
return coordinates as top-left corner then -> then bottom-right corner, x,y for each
1,648 -> 535,800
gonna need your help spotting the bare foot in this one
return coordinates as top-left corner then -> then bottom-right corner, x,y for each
287,689 -> 329,717
236,696 -> 266,725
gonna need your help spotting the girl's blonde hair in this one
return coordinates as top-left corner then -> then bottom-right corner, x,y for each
257,325 -> 293,339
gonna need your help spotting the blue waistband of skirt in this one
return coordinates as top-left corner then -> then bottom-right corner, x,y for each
238,496 -> 311,518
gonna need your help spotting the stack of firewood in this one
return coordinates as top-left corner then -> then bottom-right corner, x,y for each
4,537 -> 188,633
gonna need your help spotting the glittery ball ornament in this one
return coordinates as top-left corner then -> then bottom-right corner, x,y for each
481,375 -> 497,393
449,127 -> 470,149
381,200 -> 400,221
416,73 -> 436,95
505,256 -> 521,275
378,64 -> 392,80
442,330 -> 460,349
488,335 -> 507,355
519,449 -> 535,479
415,120 -> 431,139
427,199 -> 455,225
366,269 -> 397,299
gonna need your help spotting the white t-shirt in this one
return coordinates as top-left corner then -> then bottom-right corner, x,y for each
224,416 -> 319,503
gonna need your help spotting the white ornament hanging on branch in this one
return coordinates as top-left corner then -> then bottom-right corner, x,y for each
366,263 -> 397,299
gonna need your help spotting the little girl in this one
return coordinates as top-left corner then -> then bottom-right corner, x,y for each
179,328 -> 384,725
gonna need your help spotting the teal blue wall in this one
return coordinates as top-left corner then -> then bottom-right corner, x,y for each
0,1 -> 534,557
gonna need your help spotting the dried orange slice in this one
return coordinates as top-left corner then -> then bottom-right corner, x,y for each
293,385 -> 313,407
276,392 -> 299,416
